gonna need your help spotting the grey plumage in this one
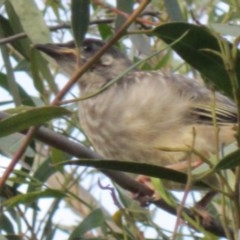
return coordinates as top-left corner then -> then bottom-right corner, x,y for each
36,39 -> 237,169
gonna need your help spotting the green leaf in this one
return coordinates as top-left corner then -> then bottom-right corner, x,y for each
163,0 -> 184,21
27,158 -> 58,193
30,50 -> 45,94
69,208 -> 104,239
4,1 -> 31,59
98,23 -> 113,40
50,148 -> 66,171
0,12 -> 54,95
71,0 -> 90,48
215,149 -> 240,170
31,48 -> 57,95
153,22 -> 240,98
0,73 -> 35,106
115,0 -> 134,31
45,0 -> 62,19
0,106 -> 71,137
7,0 -> 51,43
0,213 -> 14,233
0,34 -> 22,106
0,235 -> 22,240
59,159 -> 208,188
0,135 -> 35,157
3,189 -> 66,208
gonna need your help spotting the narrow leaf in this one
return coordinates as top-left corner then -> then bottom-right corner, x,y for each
0,213 -> 14,233
8,0 -> 51,43
0,73 -> 35,106
70,208 -> 104,239
115,0 -> 134,31
163,0 -> 184,21
0,106 -> 71,137
4,1 -> 30,58
71,0 -> 90,48
153,22 -> 240,98
3,189 -> 66,208
215,149 -> 240,170
27,158 -> 58,193
59,159 -> 208,188
0,135 -> 35,157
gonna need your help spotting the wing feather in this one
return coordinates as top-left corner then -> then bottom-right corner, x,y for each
165,72 -> 238,125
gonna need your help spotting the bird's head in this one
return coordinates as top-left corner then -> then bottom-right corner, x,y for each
35,39 -> 132,85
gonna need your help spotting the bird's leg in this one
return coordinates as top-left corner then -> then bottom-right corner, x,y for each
134,175 -> 156,206
135,158 -> 204,205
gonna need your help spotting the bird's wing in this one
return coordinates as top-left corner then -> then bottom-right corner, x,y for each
168,73 -> 238,125
128,71 -> 237,125
190,102 -> 237,125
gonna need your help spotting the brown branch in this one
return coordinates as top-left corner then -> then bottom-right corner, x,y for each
0,32 -> 26,45
0,126 -> 37,188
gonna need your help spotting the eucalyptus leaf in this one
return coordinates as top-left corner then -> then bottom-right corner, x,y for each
0,134 -> 35,157
0,73 -> 35,106
58,159 -> 208,188
164,0 -> 184,21
0,106 -> 71,137
215,149 -> 240,170
71,0 -> 90,48
0,214 -> 14,233
8,0 -> 51,43
4,1 -> 31,58
3,189 -> 66,208
115,0 -> 134,31
27,158 -> 58,193
153,22 -> 240,98
69,208 -> 104,239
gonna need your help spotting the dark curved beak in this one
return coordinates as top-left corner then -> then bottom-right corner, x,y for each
35,42 -> 77,59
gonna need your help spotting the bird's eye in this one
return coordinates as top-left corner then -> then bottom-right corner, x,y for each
83,44 -> 93,52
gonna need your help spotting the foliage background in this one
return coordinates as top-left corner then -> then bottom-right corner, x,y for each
0,0 -> 240,239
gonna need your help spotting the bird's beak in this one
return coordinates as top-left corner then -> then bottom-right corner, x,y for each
35,43 -> 77,59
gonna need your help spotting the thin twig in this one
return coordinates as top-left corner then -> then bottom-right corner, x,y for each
0,127 -> 36,187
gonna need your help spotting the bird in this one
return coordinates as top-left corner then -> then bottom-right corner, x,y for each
35,38 -> 237,182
